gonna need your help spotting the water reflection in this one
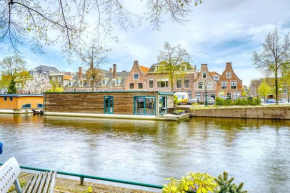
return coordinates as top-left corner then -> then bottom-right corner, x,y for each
0,115 -> 290,192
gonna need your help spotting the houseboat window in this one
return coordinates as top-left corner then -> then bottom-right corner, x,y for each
227,72 -> 231,79
134,96 -> 155,115
22,104 -> 31,109
176,79 -> 182,88
37,104 -> 43,108
198,82 -> 203,89
10,97 -> 13,101
130,83 -> 134,89
149,80 -> 154,88
231,81 -> 237,89
4,96 -> 7,101
184,78 -> 189,88
134,73 -> 139,80
104,96 -> 113,114
138,83 -> 143,89
203,73 -> 207,78
157,79 -> 169,88
222,81 -> 227,89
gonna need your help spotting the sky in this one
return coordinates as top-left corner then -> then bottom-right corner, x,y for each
1,0 -> 290,86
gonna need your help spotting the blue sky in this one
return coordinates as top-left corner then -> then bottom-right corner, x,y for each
1,0 -> 290,86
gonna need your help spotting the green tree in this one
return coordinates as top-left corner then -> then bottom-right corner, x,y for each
252,28 -> 290,104
49,80 -> 64,92
8,79 -> 17,94
257,81 -> 271,102
157,42 -> 191,92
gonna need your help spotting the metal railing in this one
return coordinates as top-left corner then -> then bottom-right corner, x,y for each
0,163 -> 163,189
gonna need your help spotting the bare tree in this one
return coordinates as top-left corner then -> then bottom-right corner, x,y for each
252,28 -> 290,104
0,0 -> 202,60
157,42 -> 190,92
0,55 -> 26,79
79,40 -> 107,92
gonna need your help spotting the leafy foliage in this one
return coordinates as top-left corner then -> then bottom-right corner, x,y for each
257,81 -> 271,100
163,172 -> 217,193
215,97 -> 261,106
8,79 -> 17,94
214,172 -> 247,193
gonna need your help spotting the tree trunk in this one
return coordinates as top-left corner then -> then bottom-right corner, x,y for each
170,75 -> 174,92
91,76 -> 95,92
275,62 -> 278,104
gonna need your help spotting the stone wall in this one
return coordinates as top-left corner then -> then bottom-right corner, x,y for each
189,106 -> 290,119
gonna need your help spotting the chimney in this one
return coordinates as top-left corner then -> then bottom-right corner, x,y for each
109,67 -> 112,73
226,62 -> 232,69
194,65 -> 197,71
134,60 -> 138,65
79,67 -> 82,80
113,64 -> 116,79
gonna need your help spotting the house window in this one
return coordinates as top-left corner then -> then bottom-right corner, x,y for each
231,81 -> 237,89
134,73 -> 139,80
57,76 -> 61,82
22,104 -> 31,109
213,76 -> 219,81
203,73 -> 207,78
207,82 -> 212,89
222,81 -> 227,89
37,104 -> 43,108
149,80 -> 154,88
227,92 -> 231,99
138,83 -> 143,89
198,82 -> 203,89
196,92 -> 201,102
227,72 -> 231,79
130,83 -> 134,89
177,79 -> 182,88
157,79 -> 169,88
184,78 -> 189,88
4,97 -> 7,101
154,66 -> 159,72
233,92 -> 240,100
10,97 -> 13,101
180,66 -> 186,71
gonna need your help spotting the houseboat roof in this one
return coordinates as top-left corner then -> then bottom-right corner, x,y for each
0,94 -> 43,97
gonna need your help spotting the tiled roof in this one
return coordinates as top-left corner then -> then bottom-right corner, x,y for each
210,72 -> 220,76
34,65 -> 59,73
140,65 -> 150,74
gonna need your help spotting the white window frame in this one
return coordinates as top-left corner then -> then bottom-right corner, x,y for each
133,73 -> 139,80
226,72 -> 231,79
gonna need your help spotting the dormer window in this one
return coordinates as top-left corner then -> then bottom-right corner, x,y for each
154,66 -> 159,72
116,78 -> 122,85
227,72 -> 231,79
203,73 -> 207,79
102,78 -> 108,86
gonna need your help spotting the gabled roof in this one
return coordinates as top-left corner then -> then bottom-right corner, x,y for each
33,65 -> 59,73
140,66 -> 150,74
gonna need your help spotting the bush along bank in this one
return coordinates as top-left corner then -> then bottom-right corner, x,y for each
162,171 -> 247,193
215,97 -> 261,106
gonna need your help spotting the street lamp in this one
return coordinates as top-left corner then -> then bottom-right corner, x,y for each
204,80 -> 208,106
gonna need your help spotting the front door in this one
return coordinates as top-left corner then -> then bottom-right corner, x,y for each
104,96 -> 113,114
159,96 -> 167,114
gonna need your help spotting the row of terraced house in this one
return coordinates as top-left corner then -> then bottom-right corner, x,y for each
30,61 -> 243,102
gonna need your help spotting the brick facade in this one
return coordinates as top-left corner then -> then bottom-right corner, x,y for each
216,62 -> 243,100
124,61 -> 149,91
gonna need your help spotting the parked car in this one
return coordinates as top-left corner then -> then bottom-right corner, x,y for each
279,98 -> 288,103
187,98 -> 199,105
265,99 -> 276,104
204,97 -> 215,105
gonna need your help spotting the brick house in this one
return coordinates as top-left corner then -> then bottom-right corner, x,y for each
216,62 -> 243,100
124,61 -> 149,91
146,62 -> 196,98
193,64 -> 218,102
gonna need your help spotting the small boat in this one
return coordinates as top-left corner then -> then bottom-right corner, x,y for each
32,109 -> 44,115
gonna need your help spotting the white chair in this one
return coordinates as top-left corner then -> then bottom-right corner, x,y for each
0,157 -> 56,193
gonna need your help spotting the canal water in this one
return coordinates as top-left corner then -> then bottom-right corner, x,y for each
0,114 -> 290,192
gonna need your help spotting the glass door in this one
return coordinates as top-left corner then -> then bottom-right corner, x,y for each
159,96 -> 167,114
104,96 -> 113,114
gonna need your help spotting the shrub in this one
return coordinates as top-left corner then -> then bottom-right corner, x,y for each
173,110 -> 185,115
214,171 -> 247,193
173,95 -> 178,105
163,172 -> 217,193
215,97 -> 224,106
